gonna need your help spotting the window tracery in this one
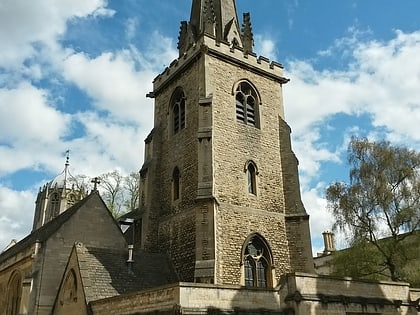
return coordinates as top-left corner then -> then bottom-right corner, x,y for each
242,235 -> 272,288
50,192 -> 60,217
235,81 -> 259,127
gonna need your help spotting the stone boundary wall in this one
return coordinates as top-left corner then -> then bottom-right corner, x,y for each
89,283 -> 281,315
280,273 -> 420,315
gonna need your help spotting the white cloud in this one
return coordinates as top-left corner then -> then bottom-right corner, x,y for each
254,35 -> 277,60
285,30 -> 420,251
0,187 -> 35,251
0,0 -> 113,68
0,83 -> 69,143
62,50 -> 155,123
125,17 -> 139,41
0,83 -> 71,175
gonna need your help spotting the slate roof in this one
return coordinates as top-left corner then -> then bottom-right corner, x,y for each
75,243 -> 179,302
0,192 -> 102,263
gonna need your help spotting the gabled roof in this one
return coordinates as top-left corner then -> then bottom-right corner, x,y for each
0,192 -> 104,263
73,243 -> 178,302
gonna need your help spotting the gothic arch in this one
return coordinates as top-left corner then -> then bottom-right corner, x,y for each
49,191 -> 60,218
233,80 -> 261,128
244,160 -> 259,195
169,87 -> 186,134
61,269 -> 78,305
231,79 -> 262,103
241,233 -> 274,288
6,271 -> 22,315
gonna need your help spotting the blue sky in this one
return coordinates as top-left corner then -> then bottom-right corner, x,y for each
1,0 -> 420,254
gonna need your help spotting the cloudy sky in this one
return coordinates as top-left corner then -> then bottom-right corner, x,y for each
1,0 -> 420,254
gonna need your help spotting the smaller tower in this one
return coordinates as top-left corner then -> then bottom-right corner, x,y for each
32,152 -> 84,231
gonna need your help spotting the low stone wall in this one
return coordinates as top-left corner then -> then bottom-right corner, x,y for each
90,282 -> 281,315
281,273 -> 419,315
90,275 -> 420,315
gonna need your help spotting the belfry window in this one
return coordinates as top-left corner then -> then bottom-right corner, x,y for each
50,192 -> 60,217
171,88 -> 186,134
172,167 -> 180,201
242,235 -> 272,288
235,81 -> 259,127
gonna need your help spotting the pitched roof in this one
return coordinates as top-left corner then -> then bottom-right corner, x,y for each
0,192 -> 104,263
75,243 -> 178,302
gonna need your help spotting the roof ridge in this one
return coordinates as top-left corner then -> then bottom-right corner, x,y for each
0,192 -> 100,262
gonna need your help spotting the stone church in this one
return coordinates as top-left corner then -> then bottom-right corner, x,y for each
1,1 -> 419,314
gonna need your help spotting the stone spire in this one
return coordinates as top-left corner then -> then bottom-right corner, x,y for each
178,0 -> 253,56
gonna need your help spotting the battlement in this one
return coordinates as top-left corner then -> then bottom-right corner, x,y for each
152,35 -> 288,94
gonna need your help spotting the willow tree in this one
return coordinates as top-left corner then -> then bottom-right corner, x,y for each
326,137 -> 420,282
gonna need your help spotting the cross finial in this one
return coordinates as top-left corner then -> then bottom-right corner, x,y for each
91,177 -> 101,191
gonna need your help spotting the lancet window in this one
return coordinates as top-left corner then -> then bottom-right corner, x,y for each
172,167 -> 180,201
171,88 -> 186,134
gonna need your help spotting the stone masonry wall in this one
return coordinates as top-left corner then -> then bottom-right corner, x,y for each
215,203 -> 291,286
0,254 -> 33,315
150,54 -> 204,281
280,273 -> 419,315
205,53 -> 293,284
33,195 -> 126,315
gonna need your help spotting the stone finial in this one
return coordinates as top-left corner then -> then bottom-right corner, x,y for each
202,0 -> 216,36
241,12 -> 254,54
178,21 -> 188,55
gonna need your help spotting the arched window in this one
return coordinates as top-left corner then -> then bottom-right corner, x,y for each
242,234 -> 272,288
171,88 -> 186,134
6,271 -> 22,315
172,167 -> 180,201
67,193 -> 76,207
245,161 -> 258,195
235,81 -> 259,127
50,192 -> 60,217
61,269 -> 78,305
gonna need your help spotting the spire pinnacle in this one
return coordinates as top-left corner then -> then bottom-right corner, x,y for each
64,150 -> 70,185
178,0 -> 254,56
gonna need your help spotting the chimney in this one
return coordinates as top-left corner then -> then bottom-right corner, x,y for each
119,218 -> 135,271
127,244 -> 134,271
322,231 -> 335,255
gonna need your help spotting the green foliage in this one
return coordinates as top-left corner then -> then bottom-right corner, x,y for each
326,137 -> 420,283
331,232 -> 420,286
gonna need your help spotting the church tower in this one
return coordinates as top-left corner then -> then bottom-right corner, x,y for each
32,153 -> 84,231
139,0 -> 314,286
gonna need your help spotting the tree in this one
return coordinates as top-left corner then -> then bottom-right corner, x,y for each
326,137 -> 420,283
124,172 -> 140,212
69,170 -> 140,218
98,170 -> 140,218
67,174 -> 90,198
